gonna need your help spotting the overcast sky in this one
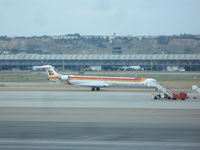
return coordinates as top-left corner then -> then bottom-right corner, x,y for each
0,0 -> 200,36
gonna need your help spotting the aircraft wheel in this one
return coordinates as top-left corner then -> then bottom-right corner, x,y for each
91,87 -> 95,91
96,87 -> 100,91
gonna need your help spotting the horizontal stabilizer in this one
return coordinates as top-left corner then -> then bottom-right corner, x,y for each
33,65 -> 54,70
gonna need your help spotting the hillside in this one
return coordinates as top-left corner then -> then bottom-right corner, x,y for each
0,34 -> 200,54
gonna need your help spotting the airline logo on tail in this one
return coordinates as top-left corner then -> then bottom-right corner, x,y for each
48,70 -> 54,76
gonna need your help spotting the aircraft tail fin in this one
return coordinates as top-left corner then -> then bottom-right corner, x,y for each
33,65 -> 61,81
46,66 -> 59,76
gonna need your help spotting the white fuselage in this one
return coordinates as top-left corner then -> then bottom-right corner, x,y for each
65,75 -> 155,88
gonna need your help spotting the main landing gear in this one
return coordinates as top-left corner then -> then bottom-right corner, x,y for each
91,87 -> 100,91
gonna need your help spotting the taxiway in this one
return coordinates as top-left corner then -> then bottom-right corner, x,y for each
0,86 -> 200,150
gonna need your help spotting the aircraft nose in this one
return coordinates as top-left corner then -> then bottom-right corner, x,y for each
148,78 -> 156,82
146,78 -> 157,87
147,79 -> 157,85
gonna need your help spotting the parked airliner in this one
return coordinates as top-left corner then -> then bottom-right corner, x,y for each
116,66 -> 143,71
35,65 -> 156,91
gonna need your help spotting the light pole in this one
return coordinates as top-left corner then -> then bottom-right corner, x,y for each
62,49 -> 64,71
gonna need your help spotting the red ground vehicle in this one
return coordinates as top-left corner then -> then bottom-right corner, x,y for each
172,92 -> 189,100
151,82 -> 189,100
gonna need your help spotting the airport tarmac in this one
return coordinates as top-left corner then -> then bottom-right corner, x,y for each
0,85 -> 200,149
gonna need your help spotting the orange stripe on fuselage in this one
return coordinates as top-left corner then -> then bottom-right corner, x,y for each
50,76 -> 60,80
70,76 -> 147,82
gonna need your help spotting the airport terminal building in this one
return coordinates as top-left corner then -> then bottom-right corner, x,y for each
0,54 -> 200,71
